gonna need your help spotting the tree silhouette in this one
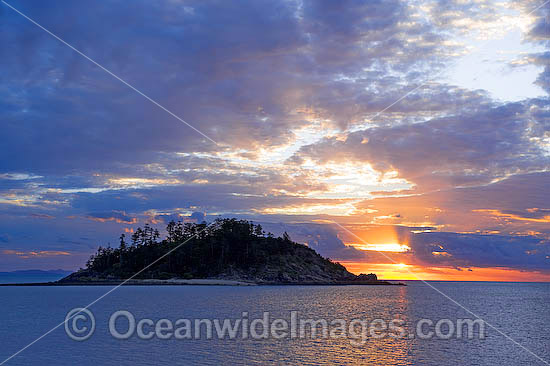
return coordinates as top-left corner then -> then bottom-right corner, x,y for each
83,218 -> 350,281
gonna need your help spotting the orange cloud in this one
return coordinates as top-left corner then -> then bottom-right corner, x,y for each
86,216 -> 138,224
473,209 -> 550,223
431,251 -> 452,257
2,249 -> 71,258
84,211 -> 138,224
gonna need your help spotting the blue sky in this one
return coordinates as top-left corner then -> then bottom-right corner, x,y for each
0,0 -> 549,279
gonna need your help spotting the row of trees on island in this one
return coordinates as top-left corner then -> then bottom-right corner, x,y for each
85,218 -> 344,280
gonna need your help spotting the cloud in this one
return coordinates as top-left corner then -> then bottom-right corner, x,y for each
152,211 -> 207,225
0,0 -> 548,276
84,211 -> 137,224
407,231 -> 550,271
473,209 -> 550,224
258,222 -> 367,261
291,99 -> 549,191
522,0 -> 550,95
29,213 -> 55,219
351,171 -> 550,238
510,51 -> 550,94
2,249 -> 71,257
524,0 -> 550,43
0,0 -> 454,176
531,52 -> 550,93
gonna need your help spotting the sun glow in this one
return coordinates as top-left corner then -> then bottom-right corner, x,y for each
345,225 -> 412,253
340,262 -> 550,282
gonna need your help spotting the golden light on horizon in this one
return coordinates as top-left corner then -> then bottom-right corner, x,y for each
340,262 -> 419,280
340,262 -> 550,282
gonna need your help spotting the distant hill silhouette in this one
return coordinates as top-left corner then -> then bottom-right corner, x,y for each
0,270 -> 71,275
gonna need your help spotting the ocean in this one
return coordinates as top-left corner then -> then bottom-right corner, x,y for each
0,281 -> 548,365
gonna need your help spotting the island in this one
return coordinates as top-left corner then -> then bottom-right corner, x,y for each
9,219 -> 405,286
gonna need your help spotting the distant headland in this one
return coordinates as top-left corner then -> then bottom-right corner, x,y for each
8,219 -> 405,286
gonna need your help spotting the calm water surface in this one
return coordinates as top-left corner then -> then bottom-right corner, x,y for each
0,281 -> 548,365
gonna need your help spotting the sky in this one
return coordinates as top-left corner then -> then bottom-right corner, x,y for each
0,0 -> 549,280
